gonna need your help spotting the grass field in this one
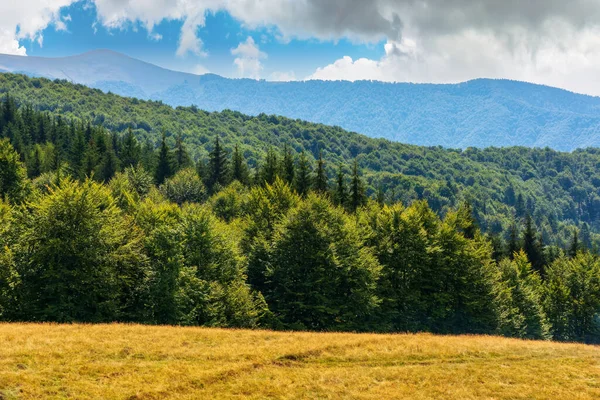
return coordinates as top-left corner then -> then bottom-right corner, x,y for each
0,324 -> 599,399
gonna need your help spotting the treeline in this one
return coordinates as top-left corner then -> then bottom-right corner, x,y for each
3,72 -> 600,250
1,121 -> 599,342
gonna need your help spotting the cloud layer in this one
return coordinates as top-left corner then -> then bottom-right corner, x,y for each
3,1 -> 600,93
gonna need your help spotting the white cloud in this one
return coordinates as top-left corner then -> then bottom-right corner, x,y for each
191,64 -> 210,75
269,71 -> 296,82
0,0 -> 76,55
4,1 -> 600,94
231,36 -> 266,79
306,25 -> 600,96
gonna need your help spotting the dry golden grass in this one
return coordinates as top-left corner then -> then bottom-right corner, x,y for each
0,324 -> 599,399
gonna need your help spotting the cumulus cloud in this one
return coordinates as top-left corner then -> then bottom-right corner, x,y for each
4,1 -> 600,93
269,71 -> 296,82
0,0 -> 76,55
231,36 -> 266,79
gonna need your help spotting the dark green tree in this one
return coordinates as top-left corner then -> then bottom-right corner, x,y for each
207,136 -> 229,192
314,151 -> 328,193
349,160 -> 366,212
295,151 -> 312,197
155,132 -> 173,185
282,144 -> 295,185
231,144 -> 250,185
334,163 -> 348,207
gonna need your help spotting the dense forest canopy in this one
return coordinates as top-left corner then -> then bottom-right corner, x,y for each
0,73 -> 600,342
2,72 -> 600,250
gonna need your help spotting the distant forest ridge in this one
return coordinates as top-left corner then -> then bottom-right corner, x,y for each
1,50 -> 600,150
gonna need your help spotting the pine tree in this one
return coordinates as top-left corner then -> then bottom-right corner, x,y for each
231,144 -> 250,185
349,160 -> 366,212
295,152 -> 312,197
315,151 -> 328,193
207,136 -> 229,191
335,163 -> 348,207
155,132 -> 173,185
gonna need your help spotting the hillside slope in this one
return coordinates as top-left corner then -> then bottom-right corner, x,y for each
2,51 -> 600,150
3,72 -> 600,244
0,324 -> 598,399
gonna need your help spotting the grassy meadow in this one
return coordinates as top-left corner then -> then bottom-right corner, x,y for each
0,323 -> 599,399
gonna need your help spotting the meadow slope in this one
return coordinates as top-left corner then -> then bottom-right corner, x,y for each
0,324 -> 599,399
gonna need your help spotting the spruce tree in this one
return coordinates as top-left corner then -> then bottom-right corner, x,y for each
349,160 -> 366,212
282,144 -> 295,185
261,147 -> 279,186
507,222 -> 520,259
29,146 -> 42,178
207,136 -> 229,191
295,151 -> 312,197
335,163 -> 348,207
174,132 -> 191,172
569,229 -> 580,258
315,151 -> 328,193
231,144 -> 250,185
155,132 -> 173,185
120,128 -> 141,169
522,214 -> 545,276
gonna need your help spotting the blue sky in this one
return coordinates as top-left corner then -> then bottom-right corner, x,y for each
16,1 -> 386,81
3,1 -> 600,95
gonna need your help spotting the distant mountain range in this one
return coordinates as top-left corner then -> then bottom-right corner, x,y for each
1,49 -> 600,151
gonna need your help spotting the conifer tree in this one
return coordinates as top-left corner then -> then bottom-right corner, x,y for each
98,148 -> 119,183
174,132 -> 191,172
350,160 -> 366,212
231,144 -> 250,185
120,128 -> 141,169
295,151 -> 312,197
315,151 -> 328,193
28,145 -> 42,178
261,147 -> 279,186
207,136 -> 230,191
282,144 -> 295,185
335,163 -> 348,207
70,128 -> 86,179
155,131 -> 173,185
569,229 -> 580,258
507,222 -> 520,259
522,214 -> 545,276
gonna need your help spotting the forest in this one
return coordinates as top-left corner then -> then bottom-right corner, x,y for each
0,86 -> 599,343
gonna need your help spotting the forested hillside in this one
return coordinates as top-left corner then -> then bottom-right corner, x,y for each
1,75 -> 600,341
2,72 -> 600,249
2,51 -> 600,150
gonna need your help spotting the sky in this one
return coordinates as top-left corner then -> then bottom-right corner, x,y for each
3,1 -> 600,95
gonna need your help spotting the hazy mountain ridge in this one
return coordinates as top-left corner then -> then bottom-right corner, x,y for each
1,50 -> 600,151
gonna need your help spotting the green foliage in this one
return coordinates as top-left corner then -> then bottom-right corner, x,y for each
493,252 -> 551,340
543,253 -> 600,343
161,168 -> 206,205
0,74 -> 599,342
0,138 -> 28,202
12,178 -> 146,322
266,195 -> 381,330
